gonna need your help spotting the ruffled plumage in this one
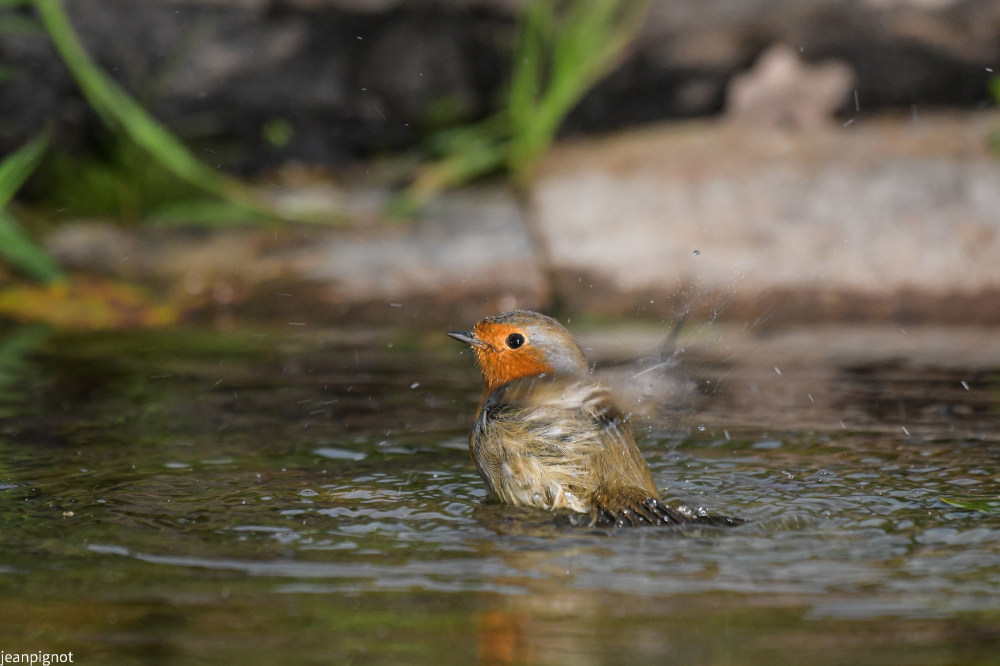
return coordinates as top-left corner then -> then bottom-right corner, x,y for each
450,310 -> 743,528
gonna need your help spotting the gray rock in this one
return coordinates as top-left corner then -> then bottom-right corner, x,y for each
531,112 -> 1000,323
726,44 -> 855,129
44,186 -> 547,323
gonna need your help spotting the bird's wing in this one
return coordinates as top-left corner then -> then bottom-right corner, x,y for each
475,376 -> 658,508
477,376 -> 747,527
480,375 -> 635,460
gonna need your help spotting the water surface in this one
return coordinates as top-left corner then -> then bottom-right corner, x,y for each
0,322 -> 998,664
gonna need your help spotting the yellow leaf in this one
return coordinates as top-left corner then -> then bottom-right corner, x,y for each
0,277 -> 177,329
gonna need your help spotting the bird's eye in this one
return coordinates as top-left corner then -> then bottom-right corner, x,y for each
505,333 -> 525,349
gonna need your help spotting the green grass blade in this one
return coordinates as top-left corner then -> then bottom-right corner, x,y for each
403,0 -> 650,208
147,199 -> 278,228
32,0 -> 117,127
551,0 -> 617,84
391,136 -> 506,218
0,210 -> 64,282
509,0 -> 648,182
32,0 -> 265,214
0,130 -> 48,208
506,2 -> 550,132
0,131 -> 62,282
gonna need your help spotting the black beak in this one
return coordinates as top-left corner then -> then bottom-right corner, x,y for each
447,330 -> 485,348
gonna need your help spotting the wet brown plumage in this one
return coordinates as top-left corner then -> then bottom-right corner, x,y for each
448,310 -> 742,527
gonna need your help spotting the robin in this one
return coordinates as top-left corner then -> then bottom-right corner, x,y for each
448,310 -> 742,527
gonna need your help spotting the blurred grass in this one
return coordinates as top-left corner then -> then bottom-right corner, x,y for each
0,0 -> 300,286
0,131 -> 64,283
32,0 -> 273,221
505,0 -> 645,179
0,4 -> 63,282
0,133 -> 180,327
393,0 -> 649,216
32,137 -> 276,226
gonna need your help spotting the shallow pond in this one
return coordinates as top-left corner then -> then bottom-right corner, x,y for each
0,321 -> 998,664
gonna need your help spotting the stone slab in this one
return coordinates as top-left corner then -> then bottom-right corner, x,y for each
532,112 -> 1000,323
44,186 -> 547,324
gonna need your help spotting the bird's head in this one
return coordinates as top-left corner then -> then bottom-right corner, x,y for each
448,310 -> 590,390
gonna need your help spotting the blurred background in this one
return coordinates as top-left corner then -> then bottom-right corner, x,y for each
2,0 -> 999,329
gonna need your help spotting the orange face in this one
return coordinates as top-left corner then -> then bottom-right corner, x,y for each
450,310 -> 591,392
461,321 -> 553,390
